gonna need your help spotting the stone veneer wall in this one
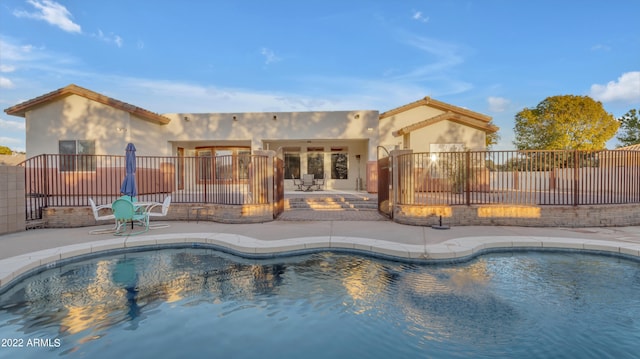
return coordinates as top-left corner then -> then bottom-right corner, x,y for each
43,203 -> 274,228
393,203 -> 640,227
0,166 -> 26,234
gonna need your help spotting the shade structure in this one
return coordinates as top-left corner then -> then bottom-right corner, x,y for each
120,143 -> 138,199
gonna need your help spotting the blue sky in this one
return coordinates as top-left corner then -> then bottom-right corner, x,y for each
1,0 -> 639,152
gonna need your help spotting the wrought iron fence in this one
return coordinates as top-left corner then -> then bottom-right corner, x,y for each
395,150 -> 640,206
21,154 -> 274,221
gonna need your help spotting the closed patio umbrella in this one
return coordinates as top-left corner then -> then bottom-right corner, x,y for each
120,143 -> 138,200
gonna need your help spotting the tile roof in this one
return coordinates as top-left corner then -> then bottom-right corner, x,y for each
379,96 -> 492,123
392,111 -> 499,136
614,143 -> 640,151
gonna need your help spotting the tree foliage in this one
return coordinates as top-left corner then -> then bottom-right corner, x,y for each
513,95 -> 619,150
485,121 -> 500,150
616,108 -> 640,147
0,145 -> 12,155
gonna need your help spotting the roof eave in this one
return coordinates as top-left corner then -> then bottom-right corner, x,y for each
4,84 -> 171,125
380,96 -> 492,123
394,112 -> 499,137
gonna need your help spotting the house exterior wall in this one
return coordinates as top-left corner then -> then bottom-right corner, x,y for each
409,120 -> 487,153
25,94 -> 133,158
160,111 -> 379,160
378,105 -> 445,150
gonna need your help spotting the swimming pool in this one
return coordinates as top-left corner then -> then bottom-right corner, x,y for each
1,248 -> 639,358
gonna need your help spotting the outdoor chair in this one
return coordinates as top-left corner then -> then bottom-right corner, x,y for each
292,176 -> 303,191
146,195 -> 171,218
112,198 -> 149,236
302,174 -> 316,191
145,195 -> 172,229
313,174 -> 325,191
88,198 -> 117,234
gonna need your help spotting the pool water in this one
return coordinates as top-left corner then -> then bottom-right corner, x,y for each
1,249 -> 640,358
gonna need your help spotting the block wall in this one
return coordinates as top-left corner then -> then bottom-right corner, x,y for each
0,166 -> 26,234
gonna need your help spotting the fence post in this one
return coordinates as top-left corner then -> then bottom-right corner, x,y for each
390,149 -> 413,207
44,154 -> 49,209
573,150 -> 579,206
465,150 -> 471,206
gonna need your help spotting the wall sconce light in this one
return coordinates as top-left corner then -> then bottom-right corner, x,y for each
354,114 -> 360,119
183,116 -> 190,122
272,115 -> 277,120
233,115 -> 237,121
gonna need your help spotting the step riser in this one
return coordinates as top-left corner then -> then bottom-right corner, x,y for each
285,197 -> 377,211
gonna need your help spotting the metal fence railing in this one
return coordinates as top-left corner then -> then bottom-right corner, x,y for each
21,154 -> 274,221
395,150 -> 640,206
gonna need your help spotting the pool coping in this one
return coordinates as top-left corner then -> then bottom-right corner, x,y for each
2,232 -> 640,292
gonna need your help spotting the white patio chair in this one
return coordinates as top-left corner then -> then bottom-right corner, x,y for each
145,195 -> 171,229
89,198 -> 117,234
147,195 -> 171,218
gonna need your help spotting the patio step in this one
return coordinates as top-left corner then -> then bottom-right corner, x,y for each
285,196 -> 377,211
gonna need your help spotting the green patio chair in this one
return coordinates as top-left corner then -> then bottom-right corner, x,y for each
112,198 -> 149,236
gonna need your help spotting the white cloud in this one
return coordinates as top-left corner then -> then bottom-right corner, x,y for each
260,48 -> 281,65
390,34 -> 471,96
14,0 -> 81,33
0,135 -> 25,152
0,77 -> 15,89
93,30 -> 123,48
412,10 -> 429,23
0,118 -> 26,131
0,37 -> 36,62
0,37 -> 82,76
488,96 -> 510,112
0,64 -> 16,73
590,71 -> 640,103
399,35 -> 464,76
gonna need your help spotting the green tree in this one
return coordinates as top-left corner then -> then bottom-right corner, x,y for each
485,121 -> 500,150
513,95 -> 619,150
616,108 -> 640,147
0,145 -> 12,155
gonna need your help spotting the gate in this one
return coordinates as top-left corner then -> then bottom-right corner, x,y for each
377,155 -> 392,218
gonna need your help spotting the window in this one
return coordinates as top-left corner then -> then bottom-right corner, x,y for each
307,147 -> 324,179
331,147 -> 348,179
237,150 -> 251,180
215,149 -> 233,180
197,149 -> 213,182
196,147 -> 250,183
59,140 -> 96,171
284,148 -> 301,179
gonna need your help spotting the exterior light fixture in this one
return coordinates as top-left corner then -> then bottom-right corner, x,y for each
183,116 -> 190,122
273,115 -> 277,120
233,115 -> 237,121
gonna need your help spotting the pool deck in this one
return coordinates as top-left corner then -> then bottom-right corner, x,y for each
1,219 -> 640,290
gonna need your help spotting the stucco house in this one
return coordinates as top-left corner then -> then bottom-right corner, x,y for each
4,84 -> 498,192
